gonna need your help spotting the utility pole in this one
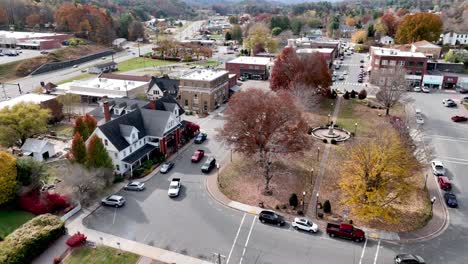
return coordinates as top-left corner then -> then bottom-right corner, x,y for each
211,252 -> 225,264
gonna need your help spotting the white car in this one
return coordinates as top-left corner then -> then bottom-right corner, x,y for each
292,217 -> 318,233
431,160 -> 445,176
442,99 -> 456,107
422,86 -> 431,93
101,195 -> 126,207
124,181 -> 145,191
416,115 -> 424,124
168,178 -> 181,197
413,86 -> 422,92
343,71 -> 348,75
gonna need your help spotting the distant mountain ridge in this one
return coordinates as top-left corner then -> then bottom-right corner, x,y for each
182,0 -> 341,6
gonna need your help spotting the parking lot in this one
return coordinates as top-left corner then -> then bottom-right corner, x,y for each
0,48 -> 49,64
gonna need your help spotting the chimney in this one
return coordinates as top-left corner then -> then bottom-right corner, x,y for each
103,96 -> 111,122
149,99 -> 156,110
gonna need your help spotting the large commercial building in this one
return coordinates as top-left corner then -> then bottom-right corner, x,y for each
369,47 -> 428,87
178,69 -> 229,113
225,56 -> 272,80
287,38 -> 340,59
0,31 -> 72,50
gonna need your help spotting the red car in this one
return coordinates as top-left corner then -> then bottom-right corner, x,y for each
451,116 -> 468,122
191,149 -> 205,163
438,176 -> 452,191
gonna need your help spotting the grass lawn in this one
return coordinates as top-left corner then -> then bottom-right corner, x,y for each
49,123 -> 74,138
56,73 -> 93,85
0,60 -> 24,81
210,34 -> 223,40
64,246 -> 139,264
193,60 -> 220,67
465,104 -> 468,110
117,57 -> 178,72
0,210 -> 35,239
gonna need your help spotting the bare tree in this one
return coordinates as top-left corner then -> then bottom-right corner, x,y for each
372,66 -> 408,116
61,163 -> 113,206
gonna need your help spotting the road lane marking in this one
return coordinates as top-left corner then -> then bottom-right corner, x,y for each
112,207 -> 117,225
358,238 -> 368,264
373,239 -> 381,264
226,213 -> 246,264
239,216 -> 256,264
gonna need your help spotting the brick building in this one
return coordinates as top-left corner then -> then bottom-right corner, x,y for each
0,31 -> 72,50
225,56 -> 272,80
287,38 -> 340,59
178,69 -> 229,113
369,47 -> 428,87
296,48 -> 334,68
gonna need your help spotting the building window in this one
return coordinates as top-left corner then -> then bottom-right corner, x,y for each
184,99 -> 188,106
124,150 -> 127,156
125,164 -> 128,168
130,146 -> 133,152
381,60 -> 388,65
132,133 -> 136,139
114,153 -> 118,158
153,90 -> 160,95
104,139 -> 108,146
116,165 -> 120,170
399,61 -> 405,66
389,60 -> 396,66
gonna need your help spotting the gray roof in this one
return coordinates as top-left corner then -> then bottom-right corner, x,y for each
88,98 -> 149,121
21,138 -> 52,153
95,61 -> 117,68
140,109 -> 172,138
119,124 -> 135,137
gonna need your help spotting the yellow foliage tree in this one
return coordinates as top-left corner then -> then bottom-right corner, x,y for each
345,17 -> 357,26
351,30 -> 368,44
244,23 -> 278,53
0,151 -> 17,205
339,131 -> 417,223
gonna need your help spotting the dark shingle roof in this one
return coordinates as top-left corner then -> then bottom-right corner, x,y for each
98,109 -> 147,151
151,76 -> 179,96
149,95 -> 185,116
95,61 -> 117,68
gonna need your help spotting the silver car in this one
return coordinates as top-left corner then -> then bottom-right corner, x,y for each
101,195 -> 126,207
160,162 -> 174,174
124,181 -> 145,191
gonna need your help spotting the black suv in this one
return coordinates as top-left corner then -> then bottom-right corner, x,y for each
259,210 -> 285,226
201,157 -> 216,173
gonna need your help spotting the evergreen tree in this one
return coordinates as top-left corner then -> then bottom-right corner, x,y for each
86,135 -> 113,169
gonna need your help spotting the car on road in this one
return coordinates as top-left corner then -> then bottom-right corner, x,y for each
201,157 -> 217,173
360,59 -> 364,63
124,181 -> 145,191
431,160 -> 445,176
413,86 -> 421,92
101,195 -> 126,207
458,87 -> 468,94
444,193 -> 458,208
194,132 -> 207,144
81,69 -> 87,73
359,65 -> 364,68
438,176 -> 452,191
394,254 -> 425,264
442,99 -> 457,107
101,57 -> 106,60
292,217 -> 318,233
338,75 -> 345,80
343,71 -> 348,75
40,50 -> 49,54
416,115 -> 424,124
357,78 -> 363,83
259,210 -> 285,226
168,178 -> 181,197
451,115 -> 468,122
73,65 -> 78,68
422,86 -> 431,93
335,64 -> 340,70
160,162 -> 174,173
191,149 -> 205,162
326,223 -> 365,242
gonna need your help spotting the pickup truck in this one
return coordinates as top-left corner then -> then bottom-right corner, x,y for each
326,223 -> 365,242
191,149 -> 205,162
168,178 -> 181,197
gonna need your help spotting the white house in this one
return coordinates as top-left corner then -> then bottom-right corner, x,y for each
21,138 -> 56,161
380,36 -> 394,45
87,97 -> 184,175
88,61 -> 118,74
440,32 -> 468,46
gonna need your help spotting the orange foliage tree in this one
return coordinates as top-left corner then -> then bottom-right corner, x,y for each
395,13 -> 443,44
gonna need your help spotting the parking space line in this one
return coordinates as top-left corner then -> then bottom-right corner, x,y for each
239,216 -> 256,264
373,239 -> 381,264
358,238 -> 368,264
227,213 -> 246,264
112,207 -> 117,225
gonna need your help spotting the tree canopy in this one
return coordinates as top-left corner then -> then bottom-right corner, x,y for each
244,23 -> 278,53
395,13 -> 443,44
0,151 -> 17,206
86,135 -> 113,169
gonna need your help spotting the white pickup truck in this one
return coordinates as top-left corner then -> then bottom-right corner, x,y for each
168,178 -> 181,197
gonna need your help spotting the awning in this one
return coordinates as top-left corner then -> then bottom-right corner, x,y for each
230,85 -> 241,93
122,144 -> 157,164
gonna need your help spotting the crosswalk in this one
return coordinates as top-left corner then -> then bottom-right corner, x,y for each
333,81 -> 366,87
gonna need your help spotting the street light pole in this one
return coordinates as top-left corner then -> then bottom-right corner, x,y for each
424,174 -> 428,189
302,191 -> 306,212
328,113 -> 331,125
316,192 -> 320,218
354,122 -> 358,135
317,147 -> 320,161
430,196 -> 437,215
310,168 -> 314,186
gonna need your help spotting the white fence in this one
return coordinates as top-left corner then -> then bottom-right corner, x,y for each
61,203 -> 81,222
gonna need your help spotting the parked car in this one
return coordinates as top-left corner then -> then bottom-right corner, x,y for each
168,178 -> 181,197
422,86 -> 430,93
326,223 -> 365,242
191,149 -> 205,162
194,132 -> 207,144
431,160 -> 445,176
73,65 -> 78,68
444,193 -> 458,208
335,64 -> 340,70
40,50 -> 49,54
395,254 -> 425,264
458,87 -> 468,94
442,99 -> 457,107
338,75 -> 345,80
101,195 -> 126,207
360,59 -> 364,63
413,86 -> 422,92
159,162 -> 174,173
451,115 -> 468,122
343,71 -> 348,75
416,115 -> 424,124
357,78 -> 363,83
332,77 -> 336,82
81,69 -> 87,73
124,181 -> 145,191
259,210 -> 285,226
359,65 -> 364,68
201,157 -> 216,173
292,217 -> 318,233
438,176 -> 452,191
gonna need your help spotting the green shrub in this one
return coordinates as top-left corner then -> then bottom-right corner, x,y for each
289,193 -> 298,208
323,200 -> 331,213
113,175 -> 124,183
358,89 -> 367,100
0,214 -> 65,264
142,160 -> 153,170
343,91 -> 350,99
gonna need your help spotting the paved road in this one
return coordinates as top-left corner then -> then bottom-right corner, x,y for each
84,107 -> 397,264
176,20 -> 205,41
386,92 -> 468,264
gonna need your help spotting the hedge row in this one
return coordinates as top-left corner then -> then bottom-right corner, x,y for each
0,214 -> 65,264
